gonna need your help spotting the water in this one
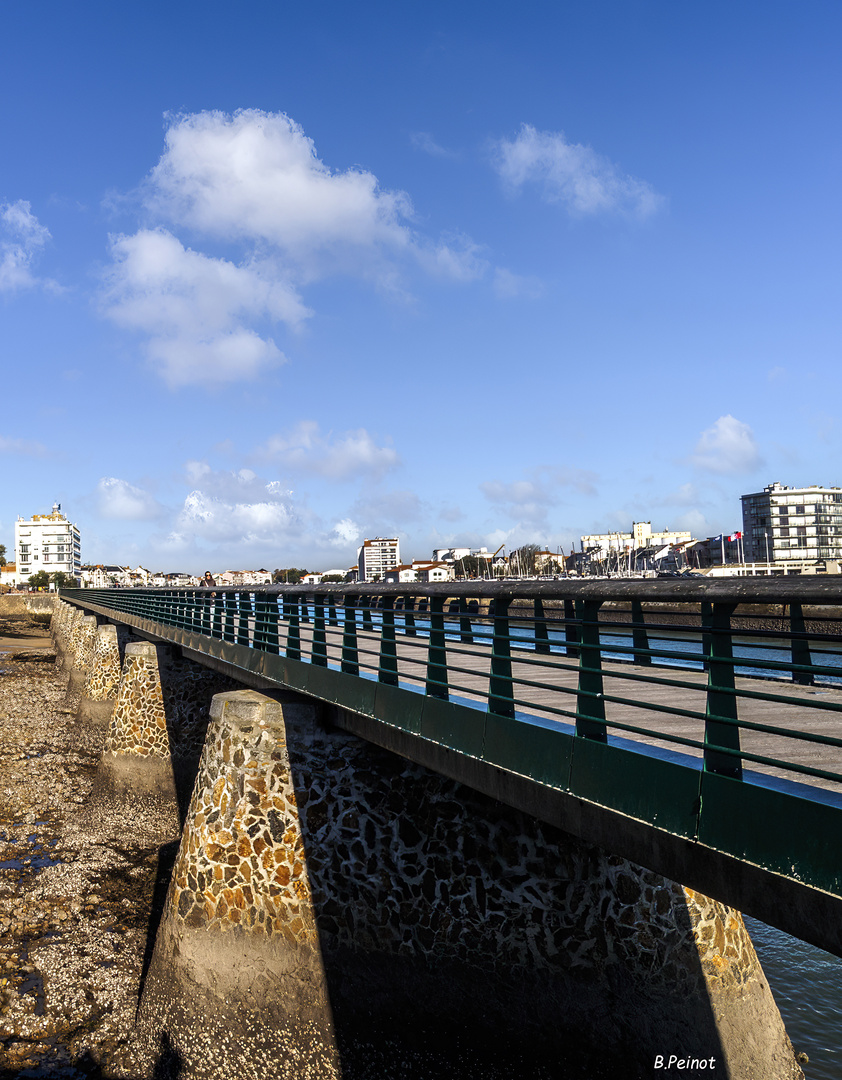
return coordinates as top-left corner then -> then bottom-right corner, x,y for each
746,917 -> 842,1079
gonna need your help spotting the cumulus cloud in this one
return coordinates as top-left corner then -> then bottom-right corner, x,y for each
103,229 -> 308,386
95,477 -> 165,520
0,200 -> 53,291
327,518 -> 361,547
179,489 -> 297,545
103,110 -> 491,386
692,415 -> 762,475
493,124 -> 663,218
258,421 -> 399,480
481,466 -> 597,526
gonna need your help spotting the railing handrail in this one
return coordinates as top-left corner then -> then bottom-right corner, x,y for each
62,577 -> 842,606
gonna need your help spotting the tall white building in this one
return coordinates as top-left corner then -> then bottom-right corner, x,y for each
741,482 -> 842,565
580,521 -> 692,554
357,537 -> 401,582
15,503 -> 81,584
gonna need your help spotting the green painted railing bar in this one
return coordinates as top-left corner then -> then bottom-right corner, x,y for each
378,595 -> 399,686
286,595 -> 301,661
488,595 -> 515,718
342,594 -> 359,676
458,596 -> 474,645
576,599 -> 607,742
237,592 -> 252,647
534,597 -> 551,656
790,602 -> 814,686
425,595 -> 449,701
311,598 -> 328,668
703,602 -> 742,780
631,599 -> 652,666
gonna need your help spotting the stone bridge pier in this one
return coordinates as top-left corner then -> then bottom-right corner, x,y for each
130,689 -> 802,1080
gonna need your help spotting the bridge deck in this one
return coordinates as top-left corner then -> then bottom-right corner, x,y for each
286,621 -> 842,794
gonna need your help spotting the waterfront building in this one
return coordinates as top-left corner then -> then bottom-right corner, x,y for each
741,482 -> 842,566
383,560 -> 454,584
357,537 -> 401,582
580,522 -> 693,555
15,504 -> 81,584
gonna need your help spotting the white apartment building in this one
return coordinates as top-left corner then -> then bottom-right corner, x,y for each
580,521 -> 692,554
383,560 -> 454,584
357,538 -> 401,582
15,504 -> 81,584
741,482 -> 842,565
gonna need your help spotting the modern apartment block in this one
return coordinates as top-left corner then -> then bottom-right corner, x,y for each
357,537 -> 401,582
741,482 -> 842,565
15,503 -> 81,584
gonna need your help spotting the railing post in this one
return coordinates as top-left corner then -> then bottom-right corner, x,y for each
223,592 -> 237,642
200,591 -> 212,636
361,596 -> 374,633
534,598 -> 551,655
342,594 -> 359,676
286,594 -> 301,661
458,596 -> 474,645
425,595 -> 448,700
704,601 -> 742,779
327,593 -> 339,628
237,591 -> 252,647
789,602 -> 814,686
378,595 -> 398,685
311,596 -> 328,667
488,594 -> 515,718
631,599 -> 652,666
252,593 -> 267,651
701,601 -> 713,671
212,592 -> 223,639
402,595 -> 417,637
576,600 -> 606,741
564,599 -> 580,658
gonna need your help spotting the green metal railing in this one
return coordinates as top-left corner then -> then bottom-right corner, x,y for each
60,578 -> 842,909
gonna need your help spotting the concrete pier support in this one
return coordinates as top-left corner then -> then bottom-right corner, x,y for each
93,642 -> 238,836
96,641 -> 180,831
78,623 -> 128,726
65,614 -> 98,690
53,602 -> 81,671
136,690 -> 341,1080
133,688 -> 801,1080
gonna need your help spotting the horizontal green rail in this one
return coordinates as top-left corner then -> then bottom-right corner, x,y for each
59,581 -> 842,905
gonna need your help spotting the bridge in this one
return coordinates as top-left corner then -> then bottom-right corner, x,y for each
60,578 -> 842,956
51,579 -> 842,1078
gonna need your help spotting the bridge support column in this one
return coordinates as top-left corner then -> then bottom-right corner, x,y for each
95,641 -> 180,832
53,602 -> 80,672
135,690 -> 341,1080
78,623 -> 129,726
65,613 -> 98,690
92,642 -> 239,837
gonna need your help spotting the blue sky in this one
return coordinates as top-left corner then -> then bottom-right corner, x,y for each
1,2 -> 840,572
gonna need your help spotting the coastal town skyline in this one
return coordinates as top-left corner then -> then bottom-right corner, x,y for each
2,3 -> 841,573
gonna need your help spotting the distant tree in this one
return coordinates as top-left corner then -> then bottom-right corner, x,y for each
321,574 -> 345,583
50,571 -> 76,589
0,544 -> 6,567
453,555 -> 486,579
27,570 -> 51,589
272,568 -> 308,584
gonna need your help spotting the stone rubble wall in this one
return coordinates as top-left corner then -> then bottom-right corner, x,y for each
133,688 -> 802,1080
82,624 -> 126,703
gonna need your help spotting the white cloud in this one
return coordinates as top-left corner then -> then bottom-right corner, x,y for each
327,518 -> 360,547
492,267 -> 544,300
95,477 -> 164,521
102,229 -> 308,386
493,124 -> 663,218
692,415 -> 762,475
481,466 -> 597,527
146,110 -> 415,264
0,200 -> 53,291
258,421 -> 399,480
410,132 -> 457,159
0,434 -> 47,456
102,110 -> 495,388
